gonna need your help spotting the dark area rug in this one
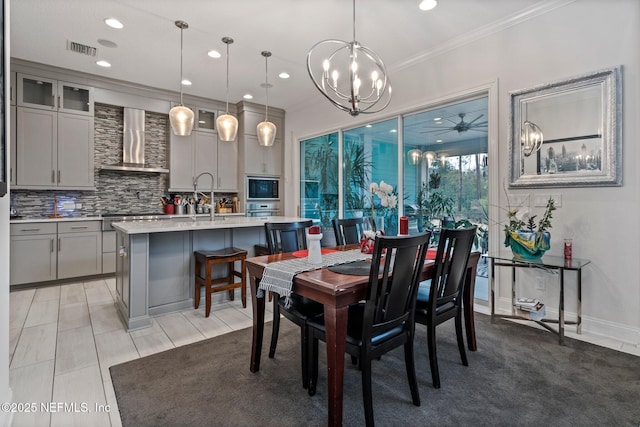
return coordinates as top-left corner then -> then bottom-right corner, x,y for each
111,314 -> 640,426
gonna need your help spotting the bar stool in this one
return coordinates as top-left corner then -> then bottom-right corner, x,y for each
194,247 -> 247,317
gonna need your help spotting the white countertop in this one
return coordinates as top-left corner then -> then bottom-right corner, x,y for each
112,216 -> 313,235
9,212 -> 246,224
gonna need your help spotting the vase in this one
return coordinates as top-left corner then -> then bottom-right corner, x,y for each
505,230 -> 550,260
373,216 -> 385,234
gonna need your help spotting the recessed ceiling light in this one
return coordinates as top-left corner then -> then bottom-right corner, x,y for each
436,139 -> 443,143
243,94 -> 253,100
390,129 -> 397,133
419,0 -> 438,11
278,72 -> 290,79
366,124 -> 372,128
104,18 -> 123,29
97,39 -> 118,48
433,117 -> 441,121
181,79 -> 192,86
207,50 -> 221,59
96,60 -> 111,68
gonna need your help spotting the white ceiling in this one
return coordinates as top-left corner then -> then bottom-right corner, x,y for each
10,0 -> 550,116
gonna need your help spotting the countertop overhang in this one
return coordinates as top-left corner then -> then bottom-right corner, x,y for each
112,216 -> 313,235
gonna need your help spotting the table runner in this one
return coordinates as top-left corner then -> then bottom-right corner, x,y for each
258,249 -> 370,307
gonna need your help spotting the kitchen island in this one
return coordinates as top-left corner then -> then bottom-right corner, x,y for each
112,216 -> 309,331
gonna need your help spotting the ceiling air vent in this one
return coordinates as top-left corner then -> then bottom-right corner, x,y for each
67,40 -> 97,57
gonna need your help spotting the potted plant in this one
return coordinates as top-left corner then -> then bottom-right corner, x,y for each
504,197 -> 556,260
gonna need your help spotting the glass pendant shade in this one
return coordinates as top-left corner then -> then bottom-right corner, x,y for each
521,120 -> 544,157
216,113 -> 238,142
407,149 -> 422,165
170,20 -> 194,136
169,105 -> 195,136
423,151 -> 436,162
257,121 -> 276,147
257,50 -> 277,147
216,37 -> 238,142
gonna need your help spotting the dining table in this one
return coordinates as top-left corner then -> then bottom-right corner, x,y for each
246,244 -> 480,426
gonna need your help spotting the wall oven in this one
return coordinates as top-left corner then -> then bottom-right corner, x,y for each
247,177 -> 279,201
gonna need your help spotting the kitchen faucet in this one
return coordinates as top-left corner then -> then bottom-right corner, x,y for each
193,172 -> 215,221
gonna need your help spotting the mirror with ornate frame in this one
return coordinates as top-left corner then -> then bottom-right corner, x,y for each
509,66 -> 622,188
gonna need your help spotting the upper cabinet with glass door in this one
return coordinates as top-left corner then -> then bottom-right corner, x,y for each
196,108 -> 217,133
17,73 -> 94,116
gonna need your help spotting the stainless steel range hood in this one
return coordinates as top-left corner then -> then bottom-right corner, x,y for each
100,108 -> 169,173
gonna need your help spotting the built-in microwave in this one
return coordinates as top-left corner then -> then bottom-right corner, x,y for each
247,177 -> 280,200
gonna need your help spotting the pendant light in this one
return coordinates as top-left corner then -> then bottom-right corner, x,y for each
216,37 -> 238,142
407,149 -> 422,165
169,20 -> 195,136
257,51 -> 277,147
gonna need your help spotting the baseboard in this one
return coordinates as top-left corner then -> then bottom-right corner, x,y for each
495,296 -> 640,346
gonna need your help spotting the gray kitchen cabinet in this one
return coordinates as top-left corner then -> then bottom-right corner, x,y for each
217,135 -> 238,191
15,107 -> 95,189
10,221 -> 102,285
169,127 -> 238,192
239,108 -> 283,177
243,135 -> 282,176
169,131 -> 195,191
9,106 -> 16,186
10,71 -> 16,106
10,223 -> 57,285
102,230 -> 116,274
115,230 -> 130,309
17,73 -> 94,116
57,221 -> 102,279
194,131 -> 217,190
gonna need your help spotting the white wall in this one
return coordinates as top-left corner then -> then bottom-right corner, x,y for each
1,1 -> 12,424
284,1 -> 640,343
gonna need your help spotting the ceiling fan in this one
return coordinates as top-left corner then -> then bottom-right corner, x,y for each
421,113 -> 488,136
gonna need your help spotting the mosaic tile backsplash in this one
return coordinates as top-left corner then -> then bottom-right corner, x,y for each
11,104 -> 171,218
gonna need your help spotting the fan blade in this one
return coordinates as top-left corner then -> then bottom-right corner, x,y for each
468,114 -> 485,125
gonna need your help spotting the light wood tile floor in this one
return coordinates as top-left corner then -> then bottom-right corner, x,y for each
8,278 -> 266,427
8,277 -> 638,426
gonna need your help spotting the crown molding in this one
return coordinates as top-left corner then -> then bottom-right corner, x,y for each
391,0 -> 577,73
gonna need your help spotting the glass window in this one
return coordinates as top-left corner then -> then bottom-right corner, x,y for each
300,133 -> 339,226
343,119 -> 399,235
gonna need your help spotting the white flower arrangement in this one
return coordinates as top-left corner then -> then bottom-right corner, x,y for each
369,180 -> 398,215
362,229 -> 382,240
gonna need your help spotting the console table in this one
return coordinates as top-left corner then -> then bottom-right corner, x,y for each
488,253 -> 591,345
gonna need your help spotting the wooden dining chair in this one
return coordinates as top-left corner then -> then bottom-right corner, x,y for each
414,226 -> 476,389
263,220 -> 323,389
332,217 -> 366,245
307,232 -> 431,426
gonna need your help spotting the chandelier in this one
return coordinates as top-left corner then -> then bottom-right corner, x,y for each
169,20 -> 194,136
306,0 -> 391,116
521,120 -> 544,157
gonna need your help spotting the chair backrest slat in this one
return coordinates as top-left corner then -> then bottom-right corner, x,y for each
364,232 -> 431,342
430,227 -> 477,309
332,217 -> 366,246
264,220 -> 314,254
